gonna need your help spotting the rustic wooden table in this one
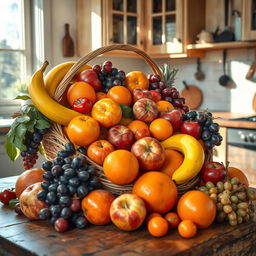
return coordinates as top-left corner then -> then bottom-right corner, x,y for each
0,176 -> 255,256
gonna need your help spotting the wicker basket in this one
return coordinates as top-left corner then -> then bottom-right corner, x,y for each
42,44 -> 211,195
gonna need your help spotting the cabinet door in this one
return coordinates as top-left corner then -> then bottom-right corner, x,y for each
145,0 -> 183,55
242,0 -> 256,40
103,0 -> 144,49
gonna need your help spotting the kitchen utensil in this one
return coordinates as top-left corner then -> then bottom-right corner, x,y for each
219,50 -> 233,87
253,93 -> 256,112
196,30 -> 214,44
181,81 -> 203,109
194,58 -> 205,81
215,0 -> 234,42
246,60 -> 256,81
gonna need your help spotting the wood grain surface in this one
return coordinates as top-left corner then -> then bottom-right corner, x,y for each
0,176 -> 256,256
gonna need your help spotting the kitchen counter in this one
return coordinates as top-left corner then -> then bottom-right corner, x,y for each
0,176 -> 256,256
212,112 -> 256,129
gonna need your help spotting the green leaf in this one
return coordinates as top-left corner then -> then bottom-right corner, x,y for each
13,135 -> 26,151
16,115 -> 30,123
4,135 -> 19,161
120,104 -> 134,119
39,144 -> 45,155
14,95 -> 31,100
35,119 -> 51,130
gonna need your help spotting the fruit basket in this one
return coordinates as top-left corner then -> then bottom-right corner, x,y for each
39,44 -> 212,195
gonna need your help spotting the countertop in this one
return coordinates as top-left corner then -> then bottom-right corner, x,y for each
212,112 -> 256,129
0,176 -> 256,256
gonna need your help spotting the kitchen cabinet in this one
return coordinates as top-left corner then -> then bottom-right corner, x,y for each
76,0 -> 205,58
241,0 -> 256,40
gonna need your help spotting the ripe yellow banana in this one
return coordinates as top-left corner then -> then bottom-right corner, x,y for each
44,61 -> 91,98
29,61 -> 82,126
161,134 -> 205,184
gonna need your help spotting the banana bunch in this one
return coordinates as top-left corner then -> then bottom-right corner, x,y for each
29,61 -> 91,126
161,134 -> 205,184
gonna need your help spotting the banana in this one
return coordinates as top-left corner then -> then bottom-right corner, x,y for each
44,61 -> 91,98
161,134 -> 205,184
29,61 -> 82,126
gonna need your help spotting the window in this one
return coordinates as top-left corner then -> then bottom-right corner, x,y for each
0,0 -> 32,104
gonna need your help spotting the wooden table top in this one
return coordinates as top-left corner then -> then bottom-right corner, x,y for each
0,176 -> 255,256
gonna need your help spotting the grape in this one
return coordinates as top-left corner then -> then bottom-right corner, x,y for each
64,168 -> 76,179
46,192 -> 58,204
77,185 -> 88,197
14,203 -> 23,215
50,205 -> 62,217
158,81 -> 166,89
53,157 -> 64,166
69,199 -> 81,212
48,183 -> 58,193
57,150 -> 70,158
64,157 -> 73,164
60,207 -> 72,219
77,147 -> 87,155
68,177 -> 80,187
51,165 -> 62,177
57,184 -> 69,195
223,205 -> 233,214
75,216 -> 88,229
209,123 -> 220,133
39,208 -> 51,220
43,171 -> 54,181
201,130 -> 211,141
78,171 -> 90,181
54,218 -> 69,232
93,64 -> 101,73
59,175 -> 69,185
37,190 -> 47,201
68,185 -> 77,195
59,196 -> 71,207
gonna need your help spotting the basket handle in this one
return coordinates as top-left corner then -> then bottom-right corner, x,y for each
54,44 -> 163,101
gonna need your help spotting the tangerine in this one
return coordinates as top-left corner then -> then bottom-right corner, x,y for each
164,212 -> 181,229
178,220 -> 197,238
148,216 -> 169,237
149,118 -> 173,141
125,71 -> 149,92
156,100 -> 174,112
103,150 -> 139,185
107,86 -> 132,106
133,171 -> 178,214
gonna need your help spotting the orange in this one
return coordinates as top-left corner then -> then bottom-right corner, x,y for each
107,86 -> 132,106
103,150 -> 139,185
81,189 -> 115,225
228,166 -> 249,187
178,220 -> 197,238
156,100 -> 174,112
128,120 -> 150,140
133,171 -> 178,214
148,216 -> 169,237
149,118 -> 173,141
67,81 -> 96,105
177,190 -> 216,229
159,149 -> 184,178
96,92 -> 108,101
125,71 -> 149,92
146,213 -> 162,223
164,212 -> 181,229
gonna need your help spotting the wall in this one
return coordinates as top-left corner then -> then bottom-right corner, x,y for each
48,0 -> 256,114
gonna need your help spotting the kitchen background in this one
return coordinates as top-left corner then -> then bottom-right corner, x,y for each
0,0 -> 255,180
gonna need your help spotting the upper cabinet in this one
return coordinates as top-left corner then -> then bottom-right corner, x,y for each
242,0 -> 256,40
144,0 -> 183,55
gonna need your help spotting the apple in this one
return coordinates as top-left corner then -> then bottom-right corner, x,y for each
19,182 -> 48,220
107,125 -> 135,150
77,69 -> 101,91
150,90 -> 162,102
159,109 -> 183,132
133,88 -> 152,102
180,120 -> 202,139
133,98 -> 159,123
201,161 -> 227,184
110,193 -> 147,231
131,137 -> 166,171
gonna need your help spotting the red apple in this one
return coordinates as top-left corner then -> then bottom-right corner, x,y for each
133,98 -> 159,123
201,161 -> 227,184
133,88 -> 152,102
159,109 -> 183,132
19,182 -> 48,220
131,137 -> 166,171
107,125 -> 135,150
150,90 -> 162,102
180,120 -> 202,139
77,69 -> 101,91
110,193 -> 147,231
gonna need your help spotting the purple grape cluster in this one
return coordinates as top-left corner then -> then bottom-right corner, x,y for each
20,128 -> 49,170
184,110 -> 223,149
37,142 -> 101,232
92,61 -> 126,93
148,74 -> 189,113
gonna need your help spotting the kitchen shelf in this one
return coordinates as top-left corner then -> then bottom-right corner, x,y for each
186,41 -> 256,54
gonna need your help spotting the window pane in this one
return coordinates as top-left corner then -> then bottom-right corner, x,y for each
127,0 -> 137,12
153,0 -> 162,13
166,0 -> 175,11
127,16 -> 137,44
0,51 -> 24,100
113,0 -> 123,11
113,14 -> 124,43
153,16 -> 162,45
166,14 -> 176,42
0,0 -> 24,49
252,0 -> 256,30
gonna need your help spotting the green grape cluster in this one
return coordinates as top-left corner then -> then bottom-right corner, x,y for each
198,178 -> 256,226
